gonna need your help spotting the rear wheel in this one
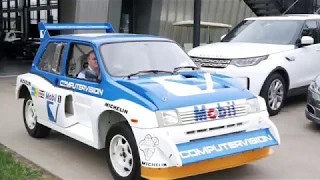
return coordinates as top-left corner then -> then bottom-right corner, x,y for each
106,121 -> 141,180
23,95 -> 51,138
260,73 -> 287,116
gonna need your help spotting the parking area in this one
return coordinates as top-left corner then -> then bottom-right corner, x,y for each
0,58 -> 31,77
1,76 -> 320,180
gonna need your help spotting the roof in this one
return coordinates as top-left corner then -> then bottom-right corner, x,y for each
245,14 -> 320,21
48,33 -> 173,45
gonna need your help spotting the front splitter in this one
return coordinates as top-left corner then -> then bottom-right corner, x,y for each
141,147 -> 273,180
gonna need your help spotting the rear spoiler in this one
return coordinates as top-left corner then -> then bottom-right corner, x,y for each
38,22 -> 115,42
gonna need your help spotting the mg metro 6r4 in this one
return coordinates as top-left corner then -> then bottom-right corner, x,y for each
15,22 -> 280,180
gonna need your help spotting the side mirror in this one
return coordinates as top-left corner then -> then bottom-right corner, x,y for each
301,36 -> 314,45
85,69 -> 99,82
220,34 -> 226,41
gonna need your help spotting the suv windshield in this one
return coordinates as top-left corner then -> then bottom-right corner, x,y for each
221,19 -> 304,45
100,41 -> 197,77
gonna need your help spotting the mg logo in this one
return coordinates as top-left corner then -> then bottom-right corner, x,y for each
40,30 -> 46,38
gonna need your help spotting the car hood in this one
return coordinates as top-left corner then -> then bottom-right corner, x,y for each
115,72 -> 255,110
188,42 -> 294,59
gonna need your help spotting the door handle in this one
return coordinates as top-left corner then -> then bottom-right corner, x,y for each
285,56 -> 295,61
316,48 -> 320,51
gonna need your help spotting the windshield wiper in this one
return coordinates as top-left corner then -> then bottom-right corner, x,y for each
173,66 -> 200,73
128,70 -> 173,78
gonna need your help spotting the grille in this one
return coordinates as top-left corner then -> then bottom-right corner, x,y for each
177,102 -> 248,125
191,57 -> 231,68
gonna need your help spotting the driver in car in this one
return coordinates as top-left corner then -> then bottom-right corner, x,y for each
77,50 -> 101,81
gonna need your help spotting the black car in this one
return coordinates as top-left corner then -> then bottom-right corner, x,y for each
305,75 -> 320,123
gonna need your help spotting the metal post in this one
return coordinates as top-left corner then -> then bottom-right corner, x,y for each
193,0 -> 201,48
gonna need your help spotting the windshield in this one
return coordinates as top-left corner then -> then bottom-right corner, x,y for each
221,19 -> 304,45
100,41 -> 197,76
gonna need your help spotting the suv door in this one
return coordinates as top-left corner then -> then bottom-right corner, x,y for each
287,20 -> 320,88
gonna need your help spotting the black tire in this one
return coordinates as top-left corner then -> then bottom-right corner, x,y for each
105,121 -> 142,180
260,72 -> 287,116
23,94 -> 51,138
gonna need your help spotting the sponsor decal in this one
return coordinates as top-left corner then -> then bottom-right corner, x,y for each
176,129 -> 279,165
38,90 -> 45,99
46,101 -> 60,123
193,101 -> 236,121
141,161 -> 167,168
31,87 -> 44,98
59,80 -> 104,96
46,92 -> 61,103
139,134 -> 159,161
20,79 -> 31,86
179,135 -> 273,159
105,103 -> 128,114
31,87 -> 38,97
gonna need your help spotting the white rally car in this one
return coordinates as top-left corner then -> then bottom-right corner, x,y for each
188,14 -> 320,116
15,22 -> 280,180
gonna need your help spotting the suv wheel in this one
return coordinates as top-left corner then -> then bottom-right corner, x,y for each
260,73 -> 287,116
106,121 -> 141,180
23,95 -> 51,138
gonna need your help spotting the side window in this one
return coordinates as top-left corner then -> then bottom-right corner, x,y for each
65,43 -> 99,82
38,42 -> 67,74
301,20 -> 319,44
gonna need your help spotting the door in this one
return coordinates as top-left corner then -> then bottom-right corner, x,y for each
33,41 -> 68,125
287,20 -> 320,88
58,42 -> 103,129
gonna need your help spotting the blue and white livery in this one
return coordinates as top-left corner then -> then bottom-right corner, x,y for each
15,22 -> 280,180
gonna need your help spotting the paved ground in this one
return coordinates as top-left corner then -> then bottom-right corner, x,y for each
0,58 -> 31,76
1,76 -> 320,180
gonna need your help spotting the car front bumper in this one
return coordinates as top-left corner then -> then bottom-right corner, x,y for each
133,111 -> 280,180
305,89 -> 320,124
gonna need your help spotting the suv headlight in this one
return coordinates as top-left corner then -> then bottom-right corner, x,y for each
156,110 -> 180,127
230,55 -> 268,67
246,98 -> 260,113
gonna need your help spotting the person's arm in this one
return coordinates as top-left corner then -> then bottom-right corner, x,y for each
77,71 -> 85,79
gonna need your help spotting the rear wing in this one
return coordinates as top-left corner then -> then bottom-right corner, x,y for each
38,22 -> 115,42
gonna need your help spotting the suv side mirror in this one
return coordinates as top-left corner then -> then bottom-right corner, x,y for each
220,34 -> 226,41
301,36 -> 314,45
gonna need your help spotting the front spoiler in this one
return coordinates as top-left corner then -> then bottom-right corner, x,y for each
177,128 -> 278,166
141,147 -> 273,180
139,128 -> 279,179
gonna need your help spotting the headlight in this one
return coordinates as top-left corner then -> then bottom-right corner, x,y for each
156,110 -> 179,127
309,80 -> 320,94
230,55 -> 268,67
246,98 -> 260,113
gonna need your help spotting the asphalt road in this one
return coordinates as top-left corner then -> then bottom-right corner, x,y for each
1,76 -> 320,180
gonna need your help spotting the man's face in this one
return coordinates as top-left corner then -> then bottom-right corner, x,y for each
88,52 -> 98,70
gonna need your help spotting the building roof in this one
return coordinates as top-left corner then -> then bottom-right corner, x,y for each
49,33 -> 173,45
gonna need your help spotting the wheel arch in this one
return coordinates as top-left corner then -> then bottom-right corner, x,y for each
17,84 -> 31,99
97,110 -> 133,148
260,66 -> 290,95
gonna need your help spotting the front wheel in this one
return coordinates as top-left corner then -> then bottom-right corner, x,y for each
105,121 -> 141,180
260,73 -> 287,116
23,95 -> 51,138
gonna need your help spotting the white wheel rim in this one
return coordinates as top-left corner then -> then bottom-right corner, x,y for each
25,99 -> 37,130
109,134 -> 133,177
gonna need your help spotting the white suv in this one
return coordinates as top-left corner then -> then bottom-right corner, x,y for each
188,14 -> 320,116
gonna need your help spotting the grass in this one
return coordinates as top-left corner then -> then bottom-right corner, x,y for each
0,147 -> 43,180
